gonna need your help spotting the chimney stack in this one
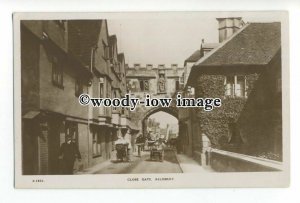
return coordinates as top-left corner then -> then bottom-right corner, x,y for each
216,17 -> 244,43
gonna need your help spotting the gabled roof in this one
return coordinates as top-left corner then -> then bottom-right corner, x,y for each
187,22 -> 281,86
195,22 -> 281,67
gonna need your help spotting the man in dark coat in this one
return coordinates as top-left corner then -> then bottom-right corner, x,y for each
136,134 -> 145,154
59,137 -> 81,175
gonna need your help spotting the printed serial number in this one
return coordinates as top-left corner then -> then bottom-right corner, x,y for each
32,179 -> 44,183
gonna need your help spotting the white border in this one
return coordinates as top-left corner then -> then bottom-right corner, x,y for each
13,11 -> 290,189
1,0 -> 299,202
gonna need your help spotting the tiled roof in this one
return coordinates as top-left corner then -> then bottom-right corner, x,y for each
195,22 -> 281,66
185,50 -> 201,63
184,43 -> 220,66
68,20 -> 102,68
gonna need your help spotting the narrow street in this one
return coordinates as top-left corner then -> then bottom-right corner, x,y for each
92,149 -> 182,174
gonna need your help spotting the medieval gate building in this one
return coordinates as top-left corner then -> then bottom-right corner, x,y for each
126,63 -> 184,138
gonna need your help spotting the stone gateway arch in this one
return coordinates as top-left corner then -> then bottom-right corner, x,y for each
126,63 -> 184,138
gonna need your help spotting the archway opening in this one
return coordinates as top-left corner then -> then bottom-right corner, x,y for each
142,110 -> 179,143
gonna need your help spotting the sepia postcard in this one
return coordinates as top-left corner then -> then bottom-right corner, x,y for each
14,11 -> 290,188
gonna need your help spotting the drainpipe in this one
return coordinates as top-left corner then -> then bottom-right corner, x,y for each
87,47 -> 95,167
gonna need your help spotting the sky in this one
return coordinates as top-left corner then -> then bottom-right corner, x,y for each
106,12 -> 286,127
107,11 -> 286,67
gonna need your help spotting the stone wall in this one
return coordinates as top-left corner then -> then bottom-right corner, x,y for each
210,149 -> 281,172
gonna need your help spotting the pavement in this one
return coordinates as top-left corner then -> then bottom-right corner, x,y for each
75,158 -> 114,175
175,153 -> 214,173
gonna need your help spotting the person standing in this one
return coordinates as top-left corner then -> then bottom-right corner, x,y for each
124,130 -> 132,162
59,136 -> 81,175
135,134 -> 144,157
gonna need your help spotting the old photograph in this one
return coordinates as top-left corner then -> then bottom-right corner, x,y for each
14,12 -> 289,188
